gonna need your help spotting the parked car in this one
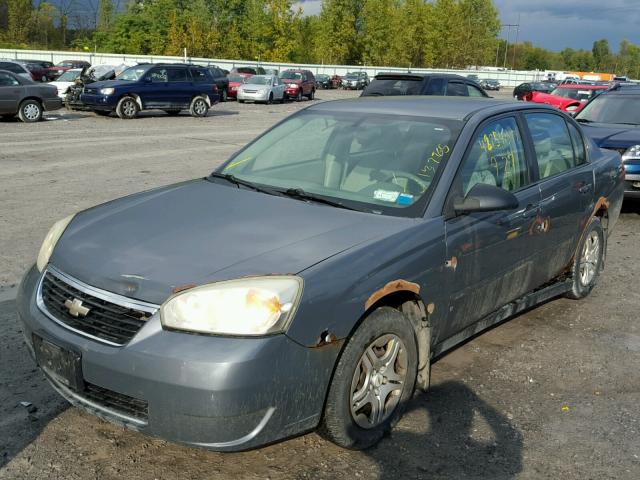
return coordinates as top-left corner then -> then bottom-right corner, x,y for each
528,84 -> 608,113
18,97 -> 622,453
466,74 -> 480,82
480,79 -> 501,91
0,69 -> 62,122
342,71 -> 370,90
80,63 -> 219,119
206,66 -> 230,102
226,74 -> 247,100
281,69 -> 316,101
575,84 -> 640,197
229,66 -> 266,78
48,60 -> 91,80
316,74 -> 332,89
0,61 -> 33,81
49,68 -> 83,100
331,74 -> 343,88
19,60 -> 55,82
513,82 -> 555,100
237,75 -> 286,104
361,73 -> 489,97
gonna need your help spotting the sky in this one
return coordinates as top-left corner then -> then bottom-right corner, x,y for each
295,0 -> 640,52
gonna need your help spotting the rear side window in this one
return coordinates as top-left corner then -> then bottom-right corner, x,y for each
190,68 -> 209,82
525,113 -> 577,179
567,122 -> 587,165
0,72 -> 19,86
167,68 -> 187,82
446,81 -> 468,96
425,78 -> 445,95
467,84 -> 485,97
460,117 -> 528,194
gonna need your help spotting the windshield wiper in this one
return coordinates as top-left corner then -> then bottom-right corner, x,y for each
209,172 -> 281,196
280,188 -> 363,212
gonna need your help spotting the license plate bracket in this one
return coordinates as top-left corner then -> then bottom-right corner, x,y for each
33,334 -> 84,391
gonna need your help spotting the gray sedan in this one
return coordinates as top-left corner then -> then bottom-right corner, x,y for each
18,97 -> 623,451
0,70 -> 62,122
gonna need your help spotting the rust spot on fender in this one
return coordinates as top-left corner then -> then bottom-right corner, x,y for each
172,283 -> 198,294
315,330 -> 338,347
365,280 -> 421,311
569,196 -> 610,266
445,256 -> 458,270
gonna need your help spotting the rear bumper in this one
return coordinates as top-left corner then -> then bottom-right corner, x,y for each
43,98 -> 63,111
17,265 -> 339,451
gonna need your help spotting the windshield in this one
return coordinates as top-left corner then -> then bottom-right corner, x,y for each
217,111 -> 462,217
247,75 -> 270,85
550,87 -> 599,101
57,70 -> 81,82
281,71 -> 302,80
364,78 -> 423,96
116,65 -> 150,81
576,94 -> 640,125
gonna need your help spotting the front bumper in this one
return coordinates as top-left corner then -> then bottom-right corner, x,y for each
79,93 -> 117,111
237,89 -> 269,102
624,173 -> 640,198
17,265 -> 339,451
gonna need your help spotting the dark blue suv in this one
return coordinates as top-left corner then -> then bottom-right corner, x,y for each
576,84 -> 640,197
81,63 -> 219,119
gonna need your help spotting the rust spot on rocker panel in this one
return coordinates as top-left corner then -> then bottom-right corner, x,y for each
365,280 -> 421,311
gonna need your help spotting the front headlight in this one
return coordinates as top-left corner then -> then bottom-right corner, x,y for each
36,214 -> 75,272
100,88 -> 115,95
622,145 -> 640,162
160,276 -> 303,336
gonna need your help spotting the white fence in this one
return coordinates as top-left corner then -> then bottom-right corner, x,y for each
0,48 -> 545,87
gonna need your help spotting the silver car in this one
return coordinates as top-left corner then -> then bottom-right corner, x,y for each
237,75 -> 286,104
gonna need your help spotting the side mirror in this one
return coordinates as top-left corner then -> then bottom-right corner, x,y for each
453,183 -> 519,214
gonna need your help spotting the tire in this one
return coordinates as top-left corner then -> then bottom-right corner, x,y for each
566,217 -> 605,300
307,89 -> 315,100
93,110 -> 111,116
189,96 -> 209,117
221,89 -> 228,102
267,92 -> 273,105
116,96 -> 139,119
238,99 -> 245,104
296,89 -> 303,102
18,99 -> 43,123
164,109 -> 181,116
41,75 -> 47,82
319,307 -> 418,450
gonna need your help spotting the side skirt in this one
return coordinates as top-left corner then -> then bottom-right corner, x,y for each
432,279 -> 572,358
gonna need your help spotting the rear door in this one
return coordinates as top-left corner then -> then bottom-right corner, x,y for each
0,72 -> 22,113
523,112 -> 594,284
166,67 -> 191,107
442,115 -> 541,340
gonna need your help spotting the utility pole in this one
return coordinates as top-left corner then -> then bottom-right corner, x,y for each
501,23 -> 519,69
512,14 -> 520,70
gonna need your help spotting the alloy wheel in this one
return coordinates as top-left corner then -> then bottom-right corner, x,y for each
579,231 -> 600,286
23,103 -> 41,121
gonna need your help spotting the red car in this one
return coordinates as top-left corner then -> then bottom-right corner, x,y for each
281,69 -> 316,101
227,74 -> 247,100
528,84 -> 608,113
48,60 -> 91,80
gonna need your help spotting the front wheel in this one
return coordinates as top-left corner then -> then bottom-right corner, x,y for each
296,90 -> 303,102
189,96 -> 209,117
18,99 -> 43,123
320,307 -> 417,450
566,217 -> 604,299
116,97 -> 139,119
307,89 -> 315,100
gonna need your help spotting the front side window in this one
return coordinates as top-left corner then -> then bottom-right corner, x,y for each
147,68 -> 168,82
460,117 -> 528,194
117,66 -> 150,81
218,111 -> 463,217
526,113 -> 576,179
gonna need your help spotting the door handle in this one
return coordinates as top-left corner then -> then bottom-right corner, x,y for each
578,183 -> 592,194
522,203 -> 539,218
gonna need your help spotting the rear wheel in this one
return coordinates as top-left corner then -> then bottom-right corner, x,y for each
267,92 -> 273,105
566,217 -> 604,299
116,97 -> 139,119
320,307 -> 417,449
307,89 -> 315,100
189,96 -> 209,117
18,99 -> 43,123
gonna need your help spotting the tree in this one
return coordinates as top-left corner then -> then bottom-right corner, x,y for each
592,39 -> 611,71
315,0 -> 364,65
6,0 -> 33,45
98,0 -> 114,31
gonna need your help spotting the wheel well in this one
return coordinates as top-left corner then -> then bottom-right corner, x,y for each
19,96 -> 43,106
594,205 -> 609,230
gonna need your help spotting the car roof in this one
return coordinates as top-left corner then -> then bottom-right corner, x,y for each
307,96 -> 552,121
374,72 -> 467,81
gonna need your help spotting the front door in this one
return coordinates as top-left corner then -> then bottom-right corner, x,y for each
441,116 -> 540,342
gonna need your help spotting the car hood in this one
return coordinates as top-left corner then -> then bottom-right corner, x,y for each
580,124 -> 640,149
50,179 -> 410,305
530,92 -> 576,108
86,79 -> 131,89
282,78 -> 302,84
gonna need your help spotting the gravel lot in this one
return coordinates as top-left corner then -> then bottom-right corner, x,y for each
1,89 -> 639,479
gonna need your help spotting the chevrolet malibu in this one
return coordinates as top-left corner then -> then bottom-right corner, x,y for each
18,97 -> 623,451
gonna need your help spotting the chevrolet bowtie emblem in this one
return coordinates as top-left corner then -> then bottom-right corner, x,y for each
64,298 -> 90,317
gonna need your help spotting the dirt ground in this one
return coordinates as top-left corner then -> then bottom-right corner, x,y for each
1,89 -> 639,479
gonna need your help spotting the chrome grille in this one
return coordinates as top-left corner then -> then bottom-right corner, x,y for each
37,268 -> 158,346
